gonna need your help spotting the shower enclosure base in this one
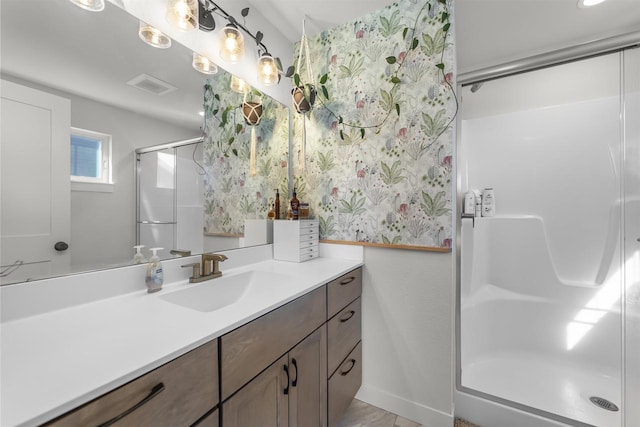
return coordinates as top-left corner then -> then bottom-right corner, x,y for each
458,352 -> 620,427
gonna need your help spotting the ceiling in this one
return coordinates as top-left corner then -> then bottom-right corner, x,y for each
248,0 -> 640,74
2,0 -> 638,128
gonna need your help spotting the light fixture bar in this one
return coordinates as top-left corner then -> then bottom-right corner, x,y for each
203,1 -> 270,55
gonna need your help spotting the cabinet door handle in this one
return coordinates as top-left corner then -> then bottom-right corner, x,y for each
339,310 -> 355,323
339,276 -> 356,286
291,358 -> 298,387
283,364 -> 290,395
340,359 -> 356,376
97,382 -> 165,427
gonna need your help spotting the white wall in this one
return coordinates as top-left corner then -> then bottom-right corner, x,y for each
357,247 -> 454,427
2,75 -> 201,270
68,94 -> 201,269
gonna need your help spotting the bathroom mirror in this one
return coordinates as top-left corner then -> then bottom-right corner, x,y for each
0,0 -> 290,285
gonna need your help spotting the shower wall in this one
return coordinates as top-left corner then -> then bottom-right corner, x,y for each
137,142 -> 204,257
457,52 -> 632,427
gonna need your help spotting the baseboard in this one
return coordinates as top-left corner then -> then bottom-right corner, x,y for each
356,384 -> 454,427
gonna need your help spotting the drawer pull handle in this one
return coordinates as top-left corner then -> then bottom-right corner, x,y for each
291,358 -> 298,387
283,364 -> 290,395
339,310 -> 356,323
340,359 -> 357,376
339,276 -> 356,286
97,382 -> 165,427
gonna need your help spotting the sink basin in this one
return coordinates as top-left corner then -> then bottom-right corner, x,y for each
159,270 -> 293,312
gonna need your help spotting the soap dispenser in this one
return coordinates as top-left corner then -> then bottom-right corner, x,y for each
145,248 -> 164,293
132,245 -> 147,264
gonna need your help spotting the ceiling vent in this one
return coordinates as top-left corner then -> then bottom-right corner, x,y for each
126,74 -> 177,96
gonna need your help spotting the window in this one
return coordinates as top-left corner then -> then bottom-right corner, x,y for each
70,127 -> 113,191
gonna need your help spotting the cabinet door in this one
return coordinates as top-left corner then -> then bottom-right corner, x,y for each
289,327 -> 327,427
223,355 -> 289,427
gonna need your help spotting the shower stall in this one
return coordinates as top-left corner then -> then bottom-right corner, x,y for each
136,138 -> 204,257
455,44 -> 639,427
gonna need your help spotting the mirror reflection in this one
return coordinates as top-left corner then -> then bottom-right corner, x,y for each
0,0 -> 290,285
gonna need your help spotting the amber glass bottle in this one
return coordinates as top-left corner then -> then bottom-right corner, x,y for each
290,189 -> 299,220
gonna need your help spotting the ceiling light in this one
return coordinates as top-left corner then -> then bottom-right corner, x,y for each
577,0 -> 608,7
230,76 -> 250,94
138,21 -> 172,49
192,52 -> 218,75
68,0 -> 105,12
257,53 -> 279,86
220,23 -> 244,64
167,0 -> 198,31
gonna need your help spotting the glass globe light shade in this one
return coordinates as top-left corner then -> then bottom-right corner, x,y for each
257,53 -> 279,86
220,24 -> 244,63
138,21 -> 172,49
166,0 -> 198,31
230,76 -> 249,94
192,52 -> 218,75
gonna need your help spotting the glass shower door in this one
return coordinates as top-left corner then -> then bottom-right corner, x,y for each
458,52 -> 625,427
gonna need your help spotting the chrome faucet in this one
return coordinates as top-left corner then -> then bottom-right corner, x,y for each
181,253 -> 228,283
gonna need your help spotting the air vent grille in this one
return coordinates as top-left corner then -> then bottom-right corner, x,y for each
126,74 -> 177,96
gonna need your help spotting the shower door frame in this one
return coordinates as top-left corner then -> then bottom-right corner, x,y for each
454,33 -> 640,427
135,137 -> 204,252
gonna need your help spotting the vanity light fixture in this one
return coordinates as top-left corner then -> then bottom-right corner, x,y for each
230,76 -> 250,94
138,21 -> 172,49
577,0 -> 608,7
220,23 -> 245,64
68,0 -> 105,12
257,53 -> 279,86
167,0 -> 199,31
192,52 -> 218,75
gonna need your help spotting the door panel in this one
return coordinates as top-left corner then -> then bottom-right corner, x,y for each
1,79 -> 70,284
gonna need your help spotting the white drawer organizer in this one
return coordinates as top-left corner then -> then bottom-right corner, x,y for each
273,219 -> 319,262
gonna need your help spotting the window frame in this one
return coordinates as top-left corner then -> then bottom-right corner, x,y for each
70,127 -> 113,192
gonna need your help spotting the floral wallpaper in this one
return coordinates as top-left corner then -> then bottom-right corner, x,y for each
292,0 -> 455,250
203,72 -> 290,235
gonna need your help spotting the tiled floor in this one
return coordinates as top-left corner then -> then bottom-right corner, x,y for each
338,399 -> 423,427
338,399 -> 481,427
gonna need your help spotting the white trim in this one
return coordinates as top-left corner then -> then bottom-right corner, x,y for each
71,181 -> 114,193
356,384 -> 454,427
70,126 -> 113,185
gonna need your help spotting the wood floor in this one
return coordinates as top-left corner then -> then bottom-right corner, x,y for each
339,399 -> 480,427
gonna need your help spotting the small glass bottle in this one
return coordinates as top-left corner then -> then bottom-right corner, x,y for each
290,189 -> 299,220
274,189 -> 281,219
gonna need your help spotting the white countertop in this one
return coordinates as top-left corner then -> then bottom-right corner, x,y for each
1,255 -> 362,427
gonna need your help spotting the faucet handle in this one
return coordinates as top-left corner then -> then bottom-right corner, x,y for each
181,262 -> 201,282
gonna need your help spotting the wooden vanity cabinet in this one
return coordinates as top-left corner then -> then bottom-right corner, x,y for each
326,268 -> 363,427
221,286 -> 327,427
42,266 -> 362,427
45,339 -> 218,427
223,327 -> 327,427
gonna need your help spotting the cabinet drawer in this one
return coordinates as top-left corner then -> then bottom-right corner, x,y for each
328,342 -> 362,427
327,267 -> 362,319
327,297 -> 361,377
299,232 -> 319,242
220,286 -> 326,400
47,340 -> 218,427
299,220 -> 319,234
300,239 -> 317,248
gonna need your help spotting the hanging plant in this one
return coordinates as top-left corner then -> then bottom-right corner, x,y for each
291,84 -> 316,114
284,0 -> 456,147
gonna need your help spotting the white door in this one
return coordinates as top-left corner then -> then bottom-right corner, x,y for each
1,79 -> 71,284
